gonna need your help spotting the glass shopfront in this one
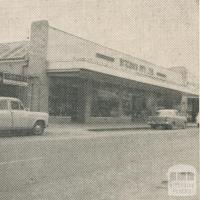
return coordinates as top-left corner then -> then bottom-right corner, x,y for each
91,83 -> 119,117
91,89 -> 119,117
122,91 -> 132,117
48,77 -> 81,122
131,95 -> 148,121
49,85 -> 78,118
90,83 -> 148,121
48,76 -> 185,123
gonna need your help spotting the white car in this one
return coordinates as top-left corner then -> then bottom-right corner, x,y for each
0,97 -> 49,135
148,109 -> 187,129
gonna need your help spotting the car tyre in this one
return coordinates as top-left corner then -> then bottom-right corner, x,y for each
32,121 -> 45,135
151,125 -> 157,129
166,124 -> 173,130
164,125 -> 169,130
182,122 -> 187,129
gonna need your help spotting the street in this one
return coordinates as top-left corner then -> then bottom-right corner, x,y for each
0,126 -> 199,200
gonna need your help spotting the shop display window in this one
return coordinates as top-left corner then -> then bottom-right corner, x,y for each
49,85 -> 78,117
91,89 -> 119,117
122,94 -> 132,116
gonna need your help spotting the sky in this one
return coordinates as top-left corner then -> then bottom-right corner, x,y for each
0,0 -> 198,75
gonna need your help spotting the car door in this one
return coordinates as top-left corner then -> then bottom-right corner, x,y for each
0,100 -> 12,130
10,100 -> 29,129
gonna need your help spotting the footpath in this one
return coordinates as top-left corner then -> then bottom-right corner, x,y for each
46,122 -> 197,135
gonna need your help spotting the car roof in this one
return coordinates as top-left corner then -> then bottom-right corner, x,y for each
0,97 -> 20,101
159,109 -> 176,111
157,109 -> 177,112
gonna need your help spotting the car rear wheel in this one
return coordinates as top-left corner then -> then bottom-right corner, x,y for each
182,122 -> 187,129
166,124 -> 173,130
32,121 -> 45,135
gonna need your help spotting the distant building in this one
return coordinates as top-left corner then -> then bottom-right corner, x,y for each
0,41 -> 31,107
0,20 -> 199,123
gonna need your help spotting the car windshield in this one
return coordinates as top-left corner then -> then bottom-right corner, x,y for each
156,110 -> 177,117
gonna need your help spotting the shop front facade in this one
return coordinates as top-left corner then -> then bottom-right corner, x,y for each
47,69 -> 185,123
28,20 -> 198,123
1,20 -> 198,123
0,42 -> 33,108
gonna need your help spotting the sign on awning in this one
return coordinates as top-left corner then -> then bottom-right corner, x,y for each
0,72 -> 28,87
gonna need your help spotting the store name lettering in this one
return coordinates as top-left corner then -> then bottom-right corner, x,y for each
120,58 -> 154,76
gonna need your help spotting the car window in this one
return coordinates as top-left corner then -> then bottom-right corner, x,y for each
19,102 -> 24,110
0,100 -> 8,110
11,101 -> 24,110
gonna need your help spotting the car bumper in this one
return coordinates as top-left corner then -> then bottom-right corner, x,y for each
148,122 -> 170,125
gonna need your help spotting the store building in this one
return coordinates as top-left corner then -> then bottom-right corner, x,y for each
0,41 -> 34,108
0,20 -> 199,123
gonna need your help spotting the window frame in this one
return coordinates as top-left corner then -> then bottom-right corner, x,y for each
0,100 -> 9,110
10,100 -> 25,111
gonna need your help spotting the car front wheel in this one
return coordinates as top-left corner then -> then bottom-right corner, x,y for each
151,125 -> 157,129
32,121 -> 45,135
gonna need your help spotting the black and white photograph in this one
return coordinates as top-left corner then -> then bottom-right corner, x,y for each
0,0 -> 199,199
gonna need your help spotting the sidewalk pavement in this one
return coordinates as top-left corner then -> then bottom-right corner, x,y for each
46,122 -> 197,134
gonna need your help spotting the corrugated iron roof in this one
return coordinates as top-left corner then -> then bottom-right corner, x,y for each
0,41 -> 29,60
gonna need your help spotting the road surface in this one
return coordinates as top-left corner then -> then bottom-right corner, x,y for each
0,127 -> 199,200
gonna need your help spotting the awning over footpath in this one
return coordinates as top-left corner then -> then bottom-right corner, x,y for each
0,41 -> 28,60
47,61 -> 199,96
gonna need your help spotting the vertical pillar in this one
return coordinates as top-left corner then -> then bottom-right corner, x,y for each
29,77 -> 40,111
76,82 -> 85,123
118,86 -> 123,118
84,80 -> 93,123
75,79 -> 92,123
21,84 -> 29,108
28,20 -> 49,112
146,92 -> 157,115
180,94 -> 188,116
